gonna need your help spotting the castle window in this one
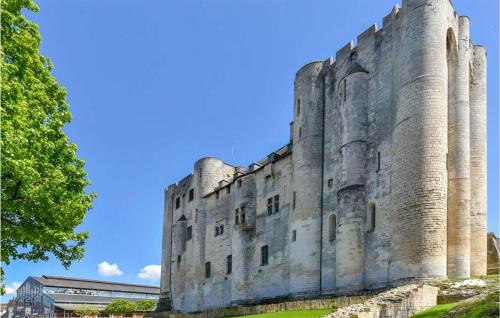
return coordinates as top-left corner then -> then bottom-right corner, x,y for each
215,191 -> 219,199
267,198 -> 273,215
175,197 -> 180,209
240,206 -> 246,224
376,152 -> 381,172
297,99 -> 301,116
227,186 -> 231,194
292,230 -> 297,242
237,179 -> 242,188
261,245 -> 269,266
186,226 -> 192,241
177,255 -> 181,264
235,208 -> 240,225
292,192 -> 296,209
299,127 -> 302,138
240,206 -> 245,224
189,189 -> 194,201
342,79 -> 347,103
328,178 -> 333,188
329,214 -> 337,241
215,221 -> 224,236
367,203 -> 376,232
226,255 -> 232,275
274,195 -> 280,213
205,262 -> 211,278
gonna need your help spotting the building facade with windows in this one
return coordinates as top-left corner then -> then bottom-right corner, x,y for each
4,276 -> 159,318
158,0 -> 488,313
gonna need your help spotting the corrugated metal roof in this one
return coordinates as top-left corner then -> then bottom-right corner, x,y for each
46,293 -> 140,305
32,276 -> 159,294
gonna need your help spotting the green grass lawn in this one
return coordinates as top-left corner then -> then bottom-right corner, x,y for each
227,309 -> 333,318
411,303 -> 458,318
411,291 -> 499,318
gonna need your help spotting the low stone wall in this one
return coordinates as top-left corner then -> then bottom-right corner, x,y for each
149,295 -> 371,318
322,284 -> 438,318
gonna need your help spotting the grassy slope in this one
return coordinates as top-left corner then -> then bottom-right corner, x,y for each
411,303 -> 458,318
411,292 -> 499,318
226,309 -> 333,318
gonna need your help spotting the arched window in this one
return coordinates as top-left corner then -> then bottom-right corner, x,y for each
329,214 -> 337,241
205,262 -> 211,278
261,245 -> 269,266
367,203 -> 376,232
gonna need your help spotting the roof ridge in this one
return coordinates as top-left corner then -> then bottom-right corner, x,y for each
37,275 -> 159,289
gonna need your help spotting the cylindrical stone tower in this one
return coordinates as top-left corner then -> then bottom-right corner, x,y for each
447,16 -> 471,278
289,61 -> 325,295
389,0 -> 448,281
195,157 -> 226,197
335,69 -> 368,291
469,45 -> 488,276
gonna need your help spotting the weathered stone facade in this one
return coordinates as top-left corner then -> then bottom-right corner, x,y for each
158,0 -> 488,313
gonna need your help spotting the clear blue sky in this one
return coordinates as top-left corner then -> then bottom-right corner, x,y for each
3,0 -> 498,295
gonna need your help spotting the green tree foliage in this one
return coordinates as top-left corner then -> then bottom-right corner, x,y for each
135,299 -> 157,311
104,300 -> 137,314
1,0 -> 96,274
73,305 -> 101,318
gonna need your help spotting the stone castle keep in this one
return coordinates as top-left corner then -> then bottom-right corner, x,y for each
158,0 -> 488,313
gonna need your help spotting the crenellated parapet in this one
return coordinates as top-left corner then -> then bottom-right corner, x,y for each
158,0 -> 488,312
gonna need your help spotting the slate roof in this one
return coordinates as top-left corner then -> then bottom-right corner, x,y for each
31,276 -> 159,294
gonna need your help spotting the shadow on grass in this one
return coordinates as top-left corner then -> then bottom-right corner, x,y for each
224,309 -> 334,318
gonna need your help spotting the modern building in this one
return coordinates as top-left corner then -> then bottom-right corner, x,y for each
4,276 -> 159,318
158,0 -> 488,313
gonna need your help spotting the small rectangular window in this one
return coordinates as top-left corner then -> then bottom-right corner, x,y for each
297,99 -> 301,116
292,230 -> 297,242
299,127 -> 302,138
189,189 -> 194,201
186,226 -> 192,241
328,178 -> 334,188
226,255 -> 232,275
235,208 -> 240,225
177,255 -> 181,264
215,222 -> 224,236
274,195 -> 280,213
367,204 -> 376,232
205,262 -> 211,278
342,79 -> 347,102
241,206 -> 246,224
292,192 -> 296,209
261,245 -> 269,266
376,152 -> 381,172
329,214 -> 337,241
237,179 -> 242,188
267,198 -> 273,215
175,197 -> 180,209
215,191 -> 219,199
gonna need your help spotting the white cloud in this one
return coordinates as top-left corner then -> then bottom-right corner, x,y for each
5,282 -> 21,295
137,265 -> 161,280
98,261 -> 123,277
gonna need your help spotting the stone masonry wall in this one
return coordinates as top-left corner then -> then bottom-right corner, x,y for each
159,0 -> 487,313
